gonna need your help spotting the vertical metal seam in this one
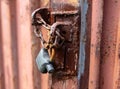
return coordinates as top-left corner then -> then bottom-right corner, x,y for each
78,0 -> 88,83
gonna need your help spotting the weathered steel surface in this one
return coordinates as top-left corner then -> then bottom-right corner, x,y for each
114,14 -> 120,89
50,0 -> 80,89
0,0 -> 120,89
0,1 -> 5,89
51,77 -> 78,89
0,0 -> 16,89
0,0 -> 49,89
16,0 -> 34,89
89,0 -> 103,89
78,0 -> 91,89
100,0 -> 120,89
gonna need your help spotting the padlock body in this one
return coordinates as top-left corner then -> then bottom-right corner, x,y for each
36,48 -> 54,73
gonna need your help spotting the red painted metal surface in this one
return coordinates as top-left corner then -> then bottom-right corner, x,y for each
0,0 -> 120,89
16,0 -> 34,89
0,0 -> 49,89
89,0 -> 103,89
0,0 -> 17,89
100,0 -> 120,89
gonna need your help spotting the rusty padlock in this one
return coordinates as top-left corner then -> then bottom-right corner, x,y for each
36,48 -> 54,73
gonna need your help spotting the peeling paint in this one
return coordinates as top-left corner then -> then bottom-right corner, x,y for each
78,0 -> 88,80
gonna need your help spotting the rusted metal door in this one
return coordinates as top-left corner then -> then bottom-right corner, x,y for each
1,0 -> 120,89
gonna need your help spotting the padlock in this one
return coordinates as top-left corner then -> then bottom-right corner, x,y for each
36,48 -> 54,73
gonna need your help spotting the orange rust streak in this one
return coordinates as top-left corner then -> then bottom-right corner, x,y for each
113,11 -> 120,89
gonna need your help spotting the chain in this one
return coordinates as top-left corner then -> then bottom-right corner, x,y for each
33,26 -> 47,47
33,20 -> 67,49
32,8 -> 72,61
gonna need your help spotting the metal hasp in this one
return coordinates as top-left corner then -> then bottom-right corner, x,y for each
51,11 -> 80,79
32,6 -> 80,79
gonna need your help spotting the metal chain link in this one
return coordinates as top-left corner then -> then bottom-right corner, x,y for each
33,26 -> 47,47
32,8 -> 72,61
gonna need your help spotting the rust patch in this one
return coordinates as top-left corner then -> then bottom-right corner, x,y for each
52,14 -> 80,79
51,3 -> 78,12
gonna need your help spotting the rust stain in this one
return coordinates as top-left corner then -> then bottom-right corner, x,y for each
51,77 -> 78,89
50,0 -> 80,89
51,9 -> 79,79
